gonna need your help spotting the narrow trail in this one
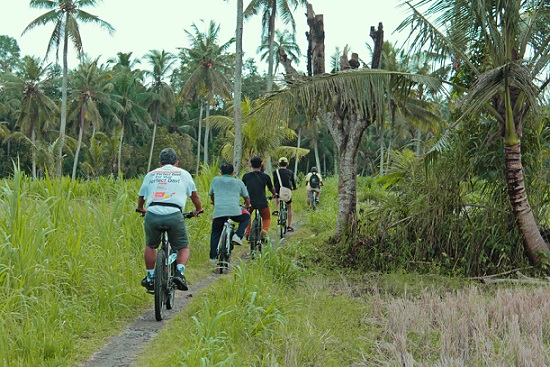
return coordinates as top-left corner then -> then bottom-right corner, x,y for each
82,218 -> 300,367
82,275 -> 217,367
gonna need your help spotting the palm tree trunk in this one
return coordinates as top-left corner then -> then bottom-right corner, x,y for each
31,128 -> 36,180
293,127 -> 301,178
196,100 -> 204,173
505,143 -> 550,263
313,138 -> 321,171
203,101 -> 210,165
233,0 -> 244,176
117,124 -> 124,179
379,126 -> 385,175
147,104 -> 160,172
72,105 -> 85,181
266,4 -> 276,92
57,17 -> 70,177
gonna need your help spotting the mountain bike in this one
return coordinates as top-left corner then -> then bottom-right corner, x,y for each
137,210 -> 196,321
217,217 -> 236,274
277,199 -> 288,239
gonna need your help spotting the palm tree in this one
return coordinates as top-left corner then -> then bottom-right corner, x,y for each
257,29 -> 302,77
108,52 -> 151,177
207,98 -> 308,163
22,0 -> 114,177
398,0 -> 550,263
68,57 -> 117,180
2,56 -> 58,179
244,0 -> 307,91
178,20 -> 234,167
258,69 -> 443,239
143,50 -> 177,172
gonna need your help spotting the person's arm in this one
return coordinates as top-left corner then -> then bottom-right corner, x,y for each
190,191 -> 204,216
244,196 -> 251,210
290,171 -> 297,190
136,195 -> 146,214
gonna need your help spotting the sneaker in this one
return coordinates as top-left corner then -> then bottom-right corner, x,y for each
141,277 -> 154,291
231,233 -> 243,246
272,211 -> 279,216
173,270 -> 188,291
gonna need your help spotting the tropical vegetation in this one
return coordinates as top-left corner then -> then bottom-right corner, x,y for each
2,0 -> 550,364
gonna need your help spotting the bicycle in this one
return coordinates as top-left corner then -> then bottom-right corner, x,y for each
136,209 -> 196,321
277,199 -> 288,239
217,217 -> 236,274
310,190 -> 319,211
249,197 -> 273,258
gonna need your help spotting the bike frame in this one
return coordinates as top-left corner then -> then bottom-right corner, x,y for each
217,218 -> 235,273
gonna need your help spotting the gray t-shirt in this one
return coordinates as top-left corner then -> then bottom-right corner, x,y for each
208,175 -> 249,218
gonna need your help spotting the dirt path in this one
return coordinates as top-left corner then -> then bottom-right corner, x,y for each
82,219 -> 299,367
82,275 -> 217,367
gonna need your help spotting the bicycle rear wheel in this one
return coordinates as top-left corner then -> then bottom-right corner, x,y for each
279,202 -> 287,238
218,227 -> 230,274
154,248 -> 167,321
250,217 -> 261,258
311,191 -> 317,211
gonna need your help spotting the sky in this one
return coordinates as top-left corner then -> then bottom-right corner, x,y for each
1,0 -> 409,74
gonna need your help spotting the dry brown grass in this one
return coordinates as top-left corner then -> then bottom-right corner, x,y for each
358,286 -> 550,366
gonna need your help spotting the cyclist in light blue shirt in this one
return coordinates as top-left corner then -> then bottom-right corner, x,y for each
208,163 -> 251,262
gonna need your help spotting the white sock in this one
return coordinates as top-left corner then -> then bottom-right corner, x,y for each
146,269 -> 154,280
177,264 -> 186,273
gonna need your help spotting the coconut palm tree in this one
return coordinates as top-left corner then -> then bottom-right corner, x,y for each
258,68 -> 443,239
207,98 -> 308,163
2,56 -> 58,179
68,57 -> 118,180
143,50 -> 177,172
22,0 -> 114,177
107,52 -> 151,177
178,20 -> 234,167
398,0 -> 550,263
257,29 -> 302,77
244,0 -> 307,91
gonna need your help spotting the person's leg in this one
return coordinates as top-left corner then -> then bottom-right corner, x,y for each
232,212 -> 251,239
259,207 -> 271,236
306,189 -> 312,207
287,201 -> 293,229
210,217 -> 225,260
144,246 -> 156,269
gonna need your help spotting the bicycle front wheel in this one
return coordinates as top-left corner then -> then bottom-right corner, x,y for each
154,248 -> 168,321
279,203 -> 287,238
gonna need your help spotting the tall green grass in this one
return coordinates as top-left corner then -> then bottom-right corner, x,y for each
0,170 -> 146,366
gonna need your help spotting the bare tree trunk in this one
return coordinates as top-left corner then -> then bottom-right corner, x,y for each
72,104 -> 85,181
203,102 -> 210,165
31,128 -> 36,180
147,104 -> 160,172
117,126 -> 124,179
57,18 -> 70,177
266,2 -> 276,92
233,0 -> 244,175
196,100 -> 203,173
294,127 -> 301,179
505,144 -> 550,263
